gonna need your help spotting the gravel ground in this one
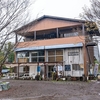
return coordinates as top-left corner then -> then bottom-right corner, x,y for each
0,79 -> 100,100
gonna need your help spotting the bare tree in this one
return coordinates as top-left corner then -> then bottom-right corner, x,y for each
80,0 -> 100,21
0,0 -> 35,76
80,0 -> 100,64
80,0 -> 100,35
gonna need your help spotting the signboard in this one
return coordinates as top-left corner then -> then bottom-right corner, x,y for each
68,52 -> 79,56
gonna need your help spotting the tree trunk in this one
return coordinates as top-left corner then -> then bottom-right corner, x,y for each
0,66 -> 2,77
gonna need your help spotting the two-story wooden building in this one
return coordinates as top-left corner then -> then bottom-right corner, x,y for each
12,15 -> 96,79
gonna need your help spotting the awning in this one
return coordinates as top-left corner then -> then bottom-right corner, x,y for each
2,69 -> 10,73
5,64 -> 18,68
15,42 -> 83,52
86,42 -> 97,46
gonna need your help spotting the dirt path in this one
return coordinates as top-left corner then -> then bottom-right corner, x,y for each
0,79 -> 100,100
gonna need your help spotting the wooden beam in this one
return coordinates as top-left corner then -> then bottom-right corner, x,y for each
83,43 -> 88,77
56,28 -> 59,38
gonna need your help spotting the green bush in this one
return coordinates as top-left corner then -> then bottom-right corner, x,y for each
52,72 -> 57,80
35,75 -> 42,80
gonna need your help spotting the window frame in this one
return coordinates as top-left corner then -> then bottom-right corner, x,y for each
17,51 -> 29,58
48,49 -> 63,62
31,50 -> 45,62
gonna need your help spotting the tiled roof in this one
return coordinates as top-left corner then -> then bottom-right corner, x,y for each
16,36 -> 85,49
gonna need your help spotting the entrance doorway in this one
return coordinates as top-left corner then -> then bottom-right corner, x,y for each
48,65 -> 54,78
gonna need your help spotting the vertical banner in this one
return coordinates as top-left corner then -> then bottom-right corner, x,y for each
37,66 -> 41,73
58,65 -> 63,76
94,63 -> 99,77
58,65 -> 63,71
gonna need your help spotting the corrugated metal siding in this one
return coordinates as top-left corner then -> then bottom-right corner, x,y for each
64,48 -> 84,77
64,48 -> 83,64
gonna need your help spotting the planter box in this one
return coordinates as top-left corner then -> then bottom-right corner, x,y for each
97,75 -> 100,81
61,78 -> 66,81
0,85 -> 2,91
0,82 -> 10,91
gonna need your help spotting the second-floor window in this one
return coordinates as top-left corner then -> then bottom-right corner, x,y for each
17,51 -> 29,62
63,32 -> 78,37
17,52 -> 29,58
31,50 -> 45,62
72,64 -> 83,71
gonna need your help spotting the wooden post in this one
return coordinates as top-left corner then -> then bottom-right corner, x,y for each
56,63 -> 58,78
82,24 -> 85,36
34,31 -> 36,40
83,43 -> 88,77
62,62 -> 64,76
44,62 -> 46,80
56,28 -> 59,38
37,62 -> 39,75
18,63 -> 19,79
44,49 -> 47,80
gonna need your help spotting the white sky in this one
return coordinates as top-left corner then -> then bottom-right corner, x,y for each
29,0 -> 91,20
13,0 -> 91,42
